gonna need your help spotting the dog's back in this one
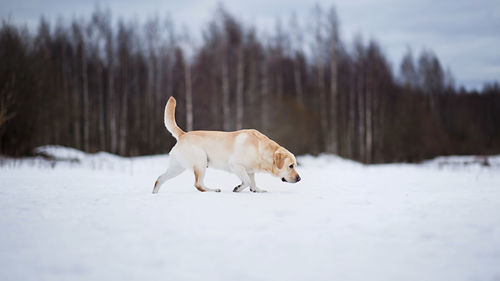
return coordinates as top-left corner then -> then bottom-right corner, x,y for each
177,129 -> 266,172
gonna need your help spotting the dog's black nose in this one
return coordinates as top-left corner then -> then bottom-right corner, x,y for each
295,175 -> 301,182
282,177 -> 286,182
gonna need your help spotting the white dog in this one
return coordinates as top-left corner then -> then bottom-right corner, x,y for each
152,97 -> 301,193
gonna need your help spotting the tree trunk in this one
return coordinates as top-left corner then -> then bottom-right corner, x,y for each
294,55 -> 304,106
221,49 -> 231,131
184,60 -> 193,131
108,50 -> 117,154
329,43 -> 338,154
71,47 -> 81,150
276,61 -> 283,99
260,58 -> 269,133
317,59 -> 328,151
119,55 -> 129,155
81,39 -> 90,152
236,45 -> 244,129
155,50 -> 163,150
344,79 -> 352,158
248,50 -> 258,128
147,53 -> 155,148
97,60 -> 106,151
366,75 -> 373,163
357,68 -> 365,162
349,73 -> 358,158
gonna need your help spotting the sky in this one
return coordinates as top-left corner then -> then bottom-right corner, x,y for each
1,0 -> 499,90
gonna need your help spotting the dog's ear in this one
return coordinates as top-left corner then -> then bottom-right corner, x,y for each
274,151 -> 285,170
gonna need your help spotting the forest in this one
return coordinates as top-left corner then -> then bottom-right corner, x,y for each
1,5 -> 499,163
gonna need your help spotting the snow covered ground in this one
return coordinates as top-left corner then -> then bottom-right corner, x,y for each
1,146 -> 500,281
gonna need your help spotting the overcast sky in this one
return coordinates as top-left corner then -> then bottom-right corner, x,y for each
1,0 -> 499,90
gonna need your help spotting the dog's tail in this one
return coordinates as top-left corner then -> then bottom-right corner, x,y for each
164,96 -> 185,140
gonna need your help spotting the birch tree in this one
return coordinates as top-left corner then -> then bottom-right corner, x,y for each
181,27 -> 194,131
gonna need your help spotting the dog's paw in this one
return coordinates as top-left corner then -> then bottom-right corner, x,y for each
250,187 -> 267,193
233,185 -> 242,192
215,188 -> 221,192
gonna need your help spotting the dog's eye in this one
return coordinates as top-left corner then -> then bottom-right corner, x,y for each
289,164 -> 294,169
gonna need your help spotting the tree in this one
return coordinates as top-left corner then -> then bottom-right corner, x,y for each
90,9 -> 110,151
327,6 -> 339,154
116,21 -> 133,155
418,50 -> 444,114
72,21 -> 90,152
311,4 -> 328,151
289,12 -> 304,106
1,7 -> 499,162
180,27 -> 194,131
0,75 -> 15,129
400,48 -> 418,89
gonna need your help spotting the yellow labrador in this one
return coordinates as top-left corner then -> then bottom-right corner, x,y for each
152,97 -> 301,194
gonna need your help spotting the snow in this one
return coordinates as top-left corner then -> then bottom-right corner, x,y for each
1,146 -> 500,281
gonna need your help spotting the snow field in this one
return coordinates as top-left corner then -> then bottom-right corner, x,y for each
1,147 -> 500,281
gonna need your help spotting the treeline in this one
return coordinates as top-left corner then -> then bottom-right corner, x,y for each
1,5 -> 499,162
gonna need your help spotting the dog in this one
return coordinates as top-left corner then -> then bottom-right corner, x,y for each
152,97 -> 301,194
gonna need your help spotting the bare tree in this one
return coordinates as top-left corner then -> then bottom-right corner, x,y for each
226,12 -> 246,130
72,22 -> 90,152
289,12 -> 304,106
312,4 -> 328,150
145,17 -> 161,143
105,21 -> 117,153
221,43 -> 231,131
0,76 -> 16,129
117,21 -> 132,155
217,7 -> 232,131
272,20 -> 287,99
327,6 -> 339,154
354,37 -> 366,161
90,9 -> 109,151
235,36 -> 245,129
418,50 -> 444,114
246,29 -> 261,128
181,27 -> 194,131
348,61 -> 356,158
365,42 -> 375,163
260,52 -> 269,132
400,47 -> 418,89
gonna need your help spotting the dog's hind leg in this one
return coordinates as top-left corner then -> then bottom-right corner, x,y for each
193,165 -> 221,192
231,164 -> 251,192
249,173 -> 267,193
153,158 -> 185,194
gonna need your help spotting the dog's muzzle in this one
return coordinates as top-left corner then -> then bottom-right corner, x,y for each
282,176 -> 301,183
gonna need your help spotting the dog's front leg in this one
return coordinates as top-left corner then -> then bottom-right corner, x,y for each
231,164 -> 251,192
249,173 -> 267,193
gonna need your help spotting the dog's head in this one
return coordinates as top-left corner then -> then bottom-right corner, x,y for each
273,147 -> 301,183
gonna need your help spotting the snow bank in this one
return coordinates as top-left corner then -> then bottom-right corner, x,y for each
2,145 -> 157,172
297,153 -> 361,169
1,147 -> 500,281
423,154 -> 500,170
